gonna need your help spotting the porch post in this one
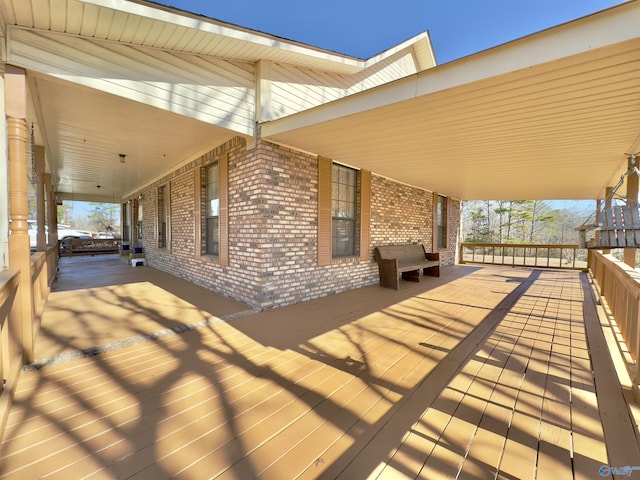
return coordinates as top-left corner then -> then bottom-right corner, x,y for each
594,199 -> 602,249
604,187 -> 613,255
624,156 -> 638,267
45,174 -> 58,246
35,145 -> 46,251
5,65 -> 35,363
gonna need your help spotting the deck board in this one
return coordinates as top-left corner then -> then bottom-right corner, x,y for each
0,263 -> 638,479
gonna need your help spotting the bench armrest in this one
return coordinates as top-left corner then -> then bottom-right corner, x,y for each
377,258 -> 400,290
425,252 -> 440,262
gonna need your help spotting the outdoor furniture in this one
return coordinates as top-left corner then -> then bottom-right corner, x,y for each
576,204 -> 640,249
374,244 -> 440,290
576,155 -> 640,249
58,238 -> 120,256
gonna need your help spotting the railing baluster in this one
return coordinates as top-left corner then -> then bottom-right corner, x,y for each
460,243 -> 585,270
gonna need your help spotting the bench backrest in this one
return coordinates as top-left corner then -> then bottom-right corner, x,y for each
375,244 -> 426,263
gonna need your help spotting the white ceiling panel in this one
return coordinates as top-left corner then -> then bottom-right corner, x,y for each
30,74 -> 235,200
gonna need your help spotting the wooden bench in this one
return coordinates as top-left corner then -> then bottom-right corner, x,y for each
59,238 -> 121,257
374,244 -> 440,290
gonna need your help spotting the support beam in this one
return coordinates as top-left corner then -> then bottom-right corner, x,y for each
35,145 -> 46,252
624,156 -> 638,267
45,174 -> 58,246
256,60 -> 273,123
595,198 -> 602,249
604,187 -> 613,255
5,65 -> 35,363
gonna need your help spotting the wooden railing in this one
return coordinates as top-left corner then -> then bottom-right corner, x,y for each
0,268 -> 23,440
588,250 -> 640,397
31,245 -> 58,341
0,245 -> 57,443
459,243 -> 587,270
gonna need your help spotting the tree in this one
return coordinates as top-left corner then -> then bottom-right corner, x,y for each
464,202 -> 492,242
57,203 -> 72,225
494,201 -> 509,243
462,199 -> 577,245
87,203 -> 120,232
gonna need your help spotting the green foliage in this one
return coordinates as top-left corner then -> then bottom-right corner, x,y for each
462,200 -> 589,245
57,204 -> 72,225
86,203 -> 120,232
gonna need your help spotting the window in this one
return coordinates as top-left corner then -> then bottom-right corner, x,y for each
136,199 -> 143,244
317,156 -> 371,266
122,203 -> 130,242
204,162 -> 219,256
196,154 -> 228,266
157,184 -> 168,249
436,194 -> 448,249
332,163 -> 357,257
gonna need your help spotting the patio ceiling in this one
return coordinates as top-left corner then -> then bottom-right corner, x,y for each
4,0 -> 640,202
263,2 -> 640,201
3,0 -> 434,202
26,73 -> 236,202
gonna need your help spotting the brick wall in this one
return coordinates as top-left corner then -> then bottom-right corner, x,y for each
443,198 -> 461,266
370,175 -> 459,266
140,137 -> 266,306
135,137 -> 460,310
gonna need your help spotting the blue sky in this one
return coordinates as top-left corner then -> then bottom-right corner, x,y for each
159,0 -> 624,63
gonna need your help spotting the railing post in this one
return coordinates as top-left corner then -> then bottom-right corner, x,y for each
625,155 -> 639,267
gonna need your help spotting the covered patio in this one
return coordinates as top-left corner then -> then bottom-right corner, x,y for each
0,256 -> 638,478
1,1 -> 640,478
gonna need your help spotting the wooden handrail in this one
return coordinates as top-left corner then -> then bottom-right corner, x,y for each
459,242 -> 587,271
0,247 -> 57,444
588,250 -> 640,399
0,268 -> 23,443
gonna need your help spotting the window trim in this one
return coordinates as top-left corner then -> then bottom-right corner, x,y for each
122,201 -> 130,243
195,154 -> 229,266
134,198 -> 143,248
331,163 -> 357,258
317,156 -> 371,265
433,193 -> 448,251
156,183 -> 170,250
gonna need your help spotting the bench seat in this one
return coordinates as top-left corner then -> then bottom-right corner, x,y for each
374,244 -> 440,290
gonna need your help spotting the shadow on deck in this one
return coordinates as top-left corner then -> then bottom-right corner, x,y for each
0,256 -> 638,479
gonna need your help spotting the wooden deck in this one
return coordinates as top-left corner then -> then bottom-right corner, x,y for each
0,257 -> 639,479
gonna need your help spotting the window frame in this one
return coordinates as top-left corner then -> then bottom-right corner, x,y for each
204,161 -> 220,257
434,193 -> 448,250
317,156 -> 371,266
331,163 -> 358,258
134,198 -> 143,247
122,202 -> 130,242
157,183 -> 170,250
195,153 -> 229,266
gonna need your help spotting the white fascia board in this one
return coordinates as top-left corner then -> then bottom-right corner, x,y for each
78,0 -> 365,70
262,1 -> 640,138
261,74 -> 419,137
412,0 -> 640,96
363,31 -> 436,70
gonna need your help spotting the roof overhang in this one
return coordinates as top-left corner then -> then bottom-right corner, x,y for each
262,1 -> 640,201
77,0 -> 435,75
1,0 -> 437,201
